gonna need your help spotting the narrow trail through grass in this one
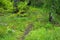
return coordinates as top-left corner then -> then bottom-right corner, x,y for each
20,22 -> 33,40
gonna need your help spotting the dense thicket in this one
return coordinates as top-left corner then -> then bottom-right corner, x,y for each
0,0 -> 60,15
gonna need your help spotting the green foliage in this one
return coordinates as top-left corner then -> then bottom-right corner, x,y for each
0,0 -> 60,40
30,0 -> 44,7
55,0 -> 60,15
25,27 -> 60,40
0,0 -> 13,13
0,26 -> 7,38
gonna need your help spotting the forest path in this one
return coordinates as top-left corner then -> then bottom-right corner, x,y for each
20,22 -> 33,40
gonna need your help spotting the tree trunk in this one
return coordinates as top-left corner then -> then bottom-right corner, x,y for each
49,12 -> 53,22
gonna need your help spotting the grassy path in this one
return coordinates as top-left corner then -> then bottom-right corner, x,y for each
20,22 -> 33,40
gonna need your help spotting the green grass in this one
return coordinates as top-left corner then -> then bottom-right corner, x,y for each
25,27 -> 60,40
0,7 -> 60,40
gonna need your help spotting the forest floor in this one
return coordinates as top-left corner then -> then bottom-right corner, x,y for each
0,7 -> 60,40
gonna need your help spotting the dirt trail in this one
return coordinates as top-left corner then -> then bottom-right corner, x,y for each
20,22 -> 33,40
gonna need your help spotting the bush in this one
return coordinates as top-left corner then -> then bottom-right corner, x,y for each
0,0 -> 13,13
